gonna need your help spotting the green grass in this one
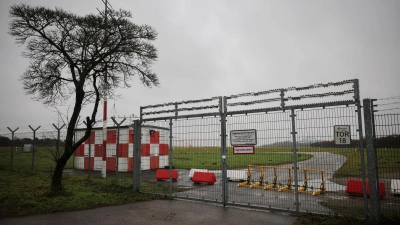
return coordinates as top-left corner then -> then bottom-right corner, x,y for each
2,146 -> 398,178
0,169 -> 169,218
2,168 -> 398,224
220,146 -> 400,177
0,147 -> 73,172
0,147 -> 73,171
0,145 -> 399,223
172,147 -> 312,169
310,147 -> 400,178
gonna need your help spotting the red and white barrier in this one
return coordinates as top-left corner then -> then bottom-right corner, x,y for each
346,179 -> 386,198
391,179 -> 400,195
192,171 -> 217,185
189,169 -> 208,179
74,126 -> 169,172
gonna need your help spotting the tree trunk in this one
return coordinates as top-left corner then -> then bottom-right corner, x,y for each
50,84 -> 97,192
51,160 -> 65,192
51,142 -> 74,192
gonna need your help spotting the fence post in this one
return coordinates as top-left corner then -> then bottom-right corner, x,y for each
72,131 -> 75,169
133,120 -> 142,191
112,117 -> 126,184
220,96 -> 228,206
169,119 -> 174,196
52,124 -> 65,161
290,108 -> 299,212
353,79 -> 369,216
7,127 -> 19,169
363,99 -> 381,222
280,89 -> 285,109
88,131 -> 91,177
29,125 -> 41,170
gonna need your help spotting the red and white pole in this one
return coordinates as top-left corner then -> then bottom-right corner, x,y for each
101,0 -> 109,178
101,74 -> 107,178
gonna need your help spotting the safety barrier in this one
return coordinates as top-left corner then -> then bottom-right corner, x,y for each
391,179 -> 400,195
156,169 -> 178,181
227,170 -> 247,181
237,165 -> 325,196
192,171 -> 217,185
189,169 -> 208,179
346,180 -> 386,198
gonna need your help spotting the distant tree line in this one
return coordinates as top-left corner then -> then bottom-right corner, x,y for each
310,139 -> 362,148
0,135 -> 65,147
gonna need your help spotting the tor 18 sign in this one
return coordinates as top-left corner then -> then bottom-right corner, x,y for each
334,125 -> 351,145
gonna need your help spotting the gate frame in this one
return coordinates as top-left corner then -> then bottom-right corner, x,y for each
136,79 -> 369,216
363,98 -> 382,222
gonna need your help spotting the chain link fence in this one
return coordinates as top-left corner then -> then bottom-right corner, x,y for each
0,128 -> 72,172
364,97 -> 400,219
138,79 -> 377,217
1,79 -> 399,221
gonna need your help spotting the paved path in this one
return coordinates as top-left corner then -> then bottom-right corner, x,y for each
0,200 -> 296,225
172,152 -> 347,214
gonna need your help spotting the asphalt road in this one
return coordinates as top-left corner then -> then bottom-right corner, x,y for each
0,200 -> 296,225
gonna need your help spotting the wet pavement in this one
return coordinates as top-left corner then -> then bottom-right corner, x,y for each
0,199 -> 297,225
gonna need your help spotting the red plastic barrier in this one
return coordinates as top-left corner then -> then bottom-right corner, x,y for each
192,172 -> 216,185
346,180 -> 386,198
346,180 -> 363,195
367,182 -> 386,198
156,169 -> 178,181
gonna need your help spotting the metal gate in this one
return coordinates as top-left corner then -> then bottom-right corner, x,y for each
136,79 -> 371,216
363,97 -> 400,220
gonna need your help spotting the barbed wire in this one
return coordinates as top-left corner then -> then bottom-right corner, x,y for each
142,89 -> 355,114
0,117 -> 127,135
141,97 -> 220,109
141,81 -> 355,116
286,89 -> 354,100
377,95 -> 400,101
226,79 -> 354,99
142,104 -> 219,116
141,79 -> 355,111
376,101 -> 400,107
227,97 -> 281,107
227,90 -> 354,107
376,107 -> 400,112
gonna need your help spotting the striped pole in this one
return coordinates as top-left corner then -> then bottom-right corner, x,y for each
101,0 -> 109,178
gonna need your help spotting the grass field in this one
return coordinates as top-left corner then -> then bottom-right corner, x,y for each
172,146 -> 400,178
172,147 -> 313,170
1,145 -> 399,224
0,147 -> 73,172
2,169 -> 398,224
1,146 -> 398,178
0,169 -> 169,218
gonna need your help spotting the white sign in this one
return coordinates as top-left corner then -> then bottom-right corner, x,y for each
233,146 -> 255,154
230,129 -> 257,146
334,125 -> 351,145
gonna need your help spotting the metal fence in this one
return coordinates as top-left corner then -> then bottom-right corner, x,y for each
1,79 -> 398,220
0,127 -> 71,172
138,79 -> 379,217
363,97 -> 400,219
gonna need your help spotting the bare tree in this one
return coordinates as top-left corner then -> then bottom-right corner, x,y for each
9,4 -> 159,191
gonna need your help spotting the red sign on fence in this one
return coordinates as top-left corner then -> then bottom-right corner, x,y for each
233,146 -> 255,154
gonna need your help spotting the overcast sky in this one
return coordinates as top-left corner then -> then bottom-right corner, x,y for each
0,0 -> 399,134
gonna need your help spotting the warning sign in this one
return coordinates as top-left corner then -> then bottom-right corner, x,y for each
233,146 -> 255,154
230,129 -> 257,146
334,125 -> 351,145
